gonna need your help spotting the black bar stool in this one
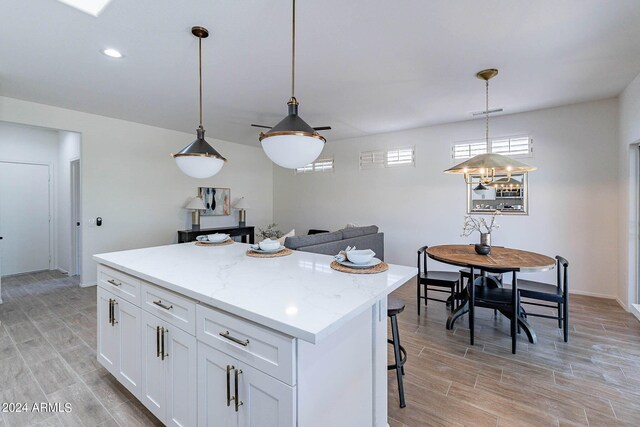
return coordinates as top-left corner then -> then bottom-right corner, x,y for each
387,296 -> 407,408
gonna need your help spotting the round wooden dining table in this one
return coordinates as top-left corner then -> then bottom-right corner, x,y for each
426,244 -> 556,344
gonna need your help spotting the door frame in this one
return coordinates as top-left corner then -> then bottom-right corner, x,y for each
0,159 -> 54,275
70,158 -> 81,277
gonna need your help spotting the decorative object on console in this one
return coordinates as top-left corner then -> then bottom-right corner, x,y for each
199,187 -> 230,216
444,68 -> 536,185
461,211 -> 500,251
233,197 -> 249,226
257,223 -> 283,241
251,0 -> 331,169
172,26 -> 227,179
185,196 -> 206,230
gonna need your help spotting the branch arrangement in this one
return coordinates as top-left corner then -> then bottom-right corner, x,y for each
461,211 -> 500,236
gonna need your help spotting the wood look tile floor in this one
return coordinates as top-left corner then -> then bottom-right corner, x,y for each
1,272 -> 639,426
386,282 -> 640,427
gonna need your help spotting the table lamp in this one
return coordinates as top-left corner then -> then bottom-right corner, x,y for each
233,197 -> 249,227
185,196 -> 206,230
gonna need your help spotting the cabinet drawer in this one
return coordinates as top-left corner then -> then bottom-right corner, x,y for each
196,305 -> 296,386
141,283 -> 196,335
98,265 -> 141,306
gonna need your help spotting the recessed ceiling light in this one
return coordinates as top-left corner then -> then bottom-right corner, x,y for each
101,48 -> 123,59
57,0 -> 113,17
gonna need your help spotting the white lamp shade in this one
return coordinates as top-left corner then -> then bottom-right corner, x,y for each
175,156 -> 224,179
233,197 -> 249,209
185,196 -> 206,210
261,134 -> 324,169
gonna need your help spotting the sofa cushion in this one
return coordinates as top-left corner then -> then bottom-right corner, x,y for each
284,230 -> 344,250
340,225 -> 379,239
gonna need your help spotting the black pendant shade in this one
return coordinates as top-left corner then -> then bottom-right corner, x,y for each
259,98 -> 325,142
175,126 -> 227,160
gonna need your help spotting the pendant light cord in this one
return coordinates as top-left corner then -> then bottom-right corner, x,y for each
291,0 -> 296,100
485,78 -> 489,144
199,34 -> 203,128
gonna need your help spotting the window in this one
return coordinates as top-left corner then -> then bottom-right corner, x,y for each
360,147 -> 415,169
295,157 -> 334,174
451,136 -> 532,161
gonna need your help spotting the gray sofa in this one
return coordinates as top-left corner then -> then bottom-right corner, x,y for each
284,225 -> 384,260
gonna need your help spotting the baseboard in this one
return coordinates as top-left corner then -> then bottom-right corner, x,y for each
80,281 -> 97,288
56,268 -> 69,275
617,298 -> 629,312
632,304 -> 640,322
568,289 -> 617,299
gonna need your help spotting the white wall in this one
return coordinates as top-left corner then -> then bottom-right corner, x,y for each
274,99 -> 619,298
0,121 -> 59,275
618,72 -> 640,310
57,131 -> 81,274
0,96 -> 274,286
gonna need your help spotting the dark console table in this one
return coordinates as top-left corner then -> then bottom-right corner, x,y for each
178,225 -> 255,244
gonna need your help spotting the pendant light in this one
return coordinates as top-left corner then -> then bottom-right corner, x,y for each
172,26 -> 227,179
255,0 -> 330,169
444,69 -> 536,184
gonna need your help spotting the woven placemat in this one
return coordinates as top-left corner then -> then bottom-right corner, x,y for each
330,261 -> 389,274
195,239 -> 234,247
246,248 -> 294,258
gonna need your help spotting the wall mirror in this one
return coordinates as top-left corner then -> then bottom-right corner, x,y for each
467,173 -> 528,215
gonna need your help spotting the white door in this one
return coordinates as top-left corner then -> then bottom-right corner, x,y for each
70,159 -> 81,277
237,362 -> 296,427
0,161 -> 51,276
197,342 -> 238,427
141,311 -> 167,422
116,297 -> 141,398
166,325 -> 197,427
97,287 -> 119,377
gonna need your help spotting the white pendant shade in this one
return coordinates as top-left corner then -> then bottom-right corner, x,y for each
175,156 -> 224,179
261,134 -> 324,169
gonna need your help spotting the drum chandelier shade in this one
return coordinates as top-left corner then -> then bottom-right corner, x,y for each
258,0 -> 326,169
172,26 -> 226,179
444,69 -> 536,184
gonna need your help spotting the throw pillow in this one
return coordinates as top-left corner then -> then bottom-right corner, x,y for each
278,229 -> 295,245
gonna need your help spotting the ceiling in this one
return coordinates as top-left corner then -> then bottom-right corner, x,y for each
2,0 -> 640,146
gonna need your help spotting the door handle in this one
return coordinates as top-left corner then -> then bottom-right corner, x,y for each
234,368 -> 243,412
153,300 -> 173,310
156,326 -> 160,358
160,327 -> 168,360
226,365 -> 235,407
219,331 -> 250,347
111,300 -> 118,326
108,299 -> 113,325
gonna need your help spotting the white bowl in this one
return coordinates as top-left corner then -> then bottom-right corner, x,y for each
259,239 -> 280,251
207,233 -> 229,243
346,249 -> 376,264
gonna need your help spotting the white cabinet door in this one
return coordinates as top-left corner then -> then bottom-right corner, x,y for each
141,310 -> 167,422
97,287 -> 118,376
165,325 -> 197,427
237,363 -> 295,427
197,342 -> 238,427
115,297 -> 141,397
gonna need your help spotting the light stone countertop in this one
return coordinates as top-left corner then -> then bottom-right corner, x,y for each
93,242 -> 417,343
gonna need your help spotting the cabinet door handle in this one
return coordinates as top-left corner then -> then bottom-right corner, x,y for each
111,300 -> 118,326
234,368 -> 243,412
107,279 -> 121,287
226,365 -> 235,407
156,326 -> 160,357
219,331 -> 250,347
108,299 -> 113,325
153,300 -> 173,310
160,327 -> 168,360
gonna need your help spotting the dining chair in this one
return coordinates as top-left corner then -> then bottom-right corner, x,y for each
517,256 -> 569,342
468,266 -> 521,354
417,246 -> 461,315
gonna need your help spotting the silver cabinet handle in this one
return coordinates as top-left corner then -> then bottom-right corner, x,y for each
160,327 -> 168,360
111,300 -> 118,326
226,365 -> 235,407
107,279 -> 121,287
108,299 -> 113,325
234,368 -> 243,412
156,326 -> 160,357
153,300 -> 173,310
219,331 -> 249,347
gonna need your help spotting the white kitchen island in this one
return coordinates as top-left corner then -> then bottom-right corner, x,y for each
93,242 -> 416,427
